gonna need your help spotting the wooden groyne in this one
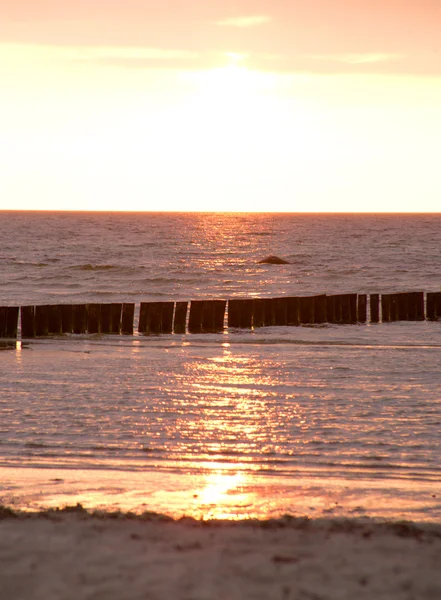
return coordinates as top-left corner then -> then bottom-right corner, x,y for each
0,292 -> 440,339
18,303 -> 135,338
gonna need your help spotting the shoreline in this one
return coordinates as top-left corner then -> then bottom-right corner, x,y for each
2,502 -> 441,532
1,505 -> 440,600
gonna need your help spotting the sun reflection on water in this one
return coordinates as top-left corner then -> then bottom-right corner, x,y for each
178,345 -> 286,518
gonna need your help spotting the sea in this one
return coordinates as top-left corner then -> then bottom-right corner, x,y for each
0,211 -> 440,522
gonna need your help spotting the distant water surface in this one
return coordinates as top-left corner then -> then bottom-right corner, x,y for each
1,211 -> 440,305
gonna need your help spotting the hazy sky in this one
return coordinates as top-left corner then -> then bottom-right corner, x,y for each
1,0 -> 441,211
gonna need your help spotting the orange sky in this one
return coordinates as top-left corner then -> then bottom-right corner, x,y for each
3,0 -> 441,73
1,1 -> 441,211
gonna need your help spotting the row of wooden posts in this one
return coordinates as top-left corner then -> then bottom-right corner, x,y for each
1,292 -> 441,339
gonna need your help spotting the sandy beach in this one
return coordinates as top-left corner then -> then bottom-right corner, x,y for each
1,506 -> 440,600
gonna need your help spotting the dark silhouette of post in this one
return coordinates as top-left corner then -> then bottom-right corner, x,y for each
411,291 -> 424,321
390,294 -> 399,322
35,305 -> 50,337
333,295 -> 343,324
262,298 -> 275,327
357,294 -> 367,323
0,307 -> 19,338
213,300 -> 227,332
252,298 -> 265,328
173,302 -> 188,334
370,294 -> 379,323
47,305 -> 62,334
299,296 -> 314,324
61,305 -> 73,333
87,304 -> 101,334
427,292 -> 441,321
73,305 -> 88,334
348,294 -> 357,324
0,307 -> 7,338
397,293 -> 409,321
21,306 -> 35,338
161,302 -> 174,334
381,294 -> 391,323
227,299 -> 252,329
287,297 -> 300,326
326,295 -> 336,323
139,302 -> 174,334
121,303 -> 135,334
188,300 -> 204,333
273,297 -> 288,326
341,295 -> 352,324
314,295 -> 327,324
227,299 -> 241,328
110,304 -> 122,334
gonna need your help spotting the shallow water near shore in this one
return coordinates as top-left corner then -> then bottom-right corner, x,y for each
1,323 -> 440,521
1,212 -> 441,521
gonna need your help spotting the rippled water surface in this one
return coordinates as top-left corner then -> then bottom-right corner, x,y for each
1,211 -> 441,305
0,212 -> 440,521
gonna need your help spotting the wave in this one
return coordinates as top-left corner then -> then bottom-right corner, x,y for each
72,264 -> 118,271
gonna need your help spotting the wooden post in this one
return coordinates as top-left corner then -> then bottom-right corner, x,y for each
227,299 -> 241,328
413,291 -> 424,321
397,292 -> 409,321
3,307 -> 19,339
213,300 -> 227,332
21,306 -> 35,338
370,294 -> 379,323
138,302 -> 147,333
357,294 -> 367,323
87,303 -> 101,334
110,303 -> 122,334
201,300 -> 215,332
188,300 -> 204,333
426,292 -> 441,321
61,305 -> 73,334
435,292 -> 441,320
73,305 -> 88,334
348,294 -> 357,324
390,294 -> 399,322
381,294 -> 391,323
35,305 -> 49,337
0,307 -> 6,338
161,302 -> 174,334
326,295 -> 336,323
139,302 -> 173,334
147,303 -> 163,334
252,298 -> 265,328
334,295 -> 343,323
47,305 -> 62,334
287,297 -> 299,326
262,298 -> 275,327
239,299 -> 253,328
199,300 -> 226,332
299,296 -> 314,324
273,297 -> 288,326
121,303 -> 135,334
228,299 -> 252,329
173,302 -> 188,334
426,292 -> 435,320
434,292 -> 441,320
340,295 -> 351,324
99,304 -> 111,333
314,295 -> 327,324
405,291 -> 424,321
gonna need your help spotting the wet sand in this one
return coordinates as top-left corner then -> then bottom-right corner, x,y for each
1,505 -> 440,600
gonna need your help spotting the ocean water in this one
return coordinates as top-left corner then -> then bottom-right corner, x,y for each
1,211 -> 440,521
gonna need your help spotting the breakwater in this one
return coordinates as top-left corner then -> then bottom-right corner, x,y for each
1,291 -> 441,339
